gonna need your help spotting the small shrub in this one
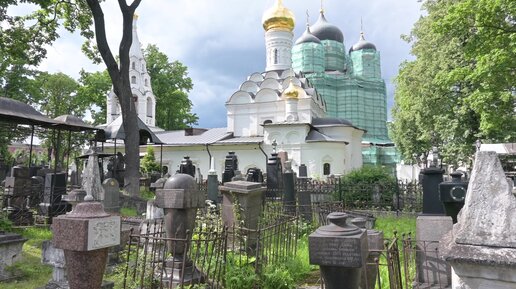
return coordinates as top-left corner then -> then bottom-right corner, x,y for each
140,146 -> 161,175
120,207 -> 138,217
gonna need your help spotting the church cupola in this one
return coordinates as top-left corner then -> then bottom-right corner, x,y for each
349,30 -> 381,79
282,79 -> 305,122
309,9 -> 346,72
292,19 -> 325,73
262,0 -> 295,72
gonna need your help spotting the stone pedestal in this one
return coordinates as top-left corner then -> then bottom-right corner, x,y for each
440,152 -> 516,289
219,181 -> 266,252
416,215 -> 453,288
0,232 -> 27,281
52,202 -> 120,289
309,212 -> 368,289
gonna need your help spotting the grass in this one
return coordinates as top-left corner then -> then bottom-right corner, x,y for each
375,214 -> 416,238
120,207 -> 138,217
1,227 -> 53,289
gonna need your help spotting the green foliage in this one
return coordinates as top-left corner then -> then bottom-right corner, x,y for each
262,264 -> 295,289
140,145 -> 161,175
392,0 -> 516,165
0,214 -> 13,232
139,189 -> 155,201
77,69 -> 112,125
144,44 -> 198,130
337,166 -> 398,208
224,253 -> 259,289
120,207 -> 138,217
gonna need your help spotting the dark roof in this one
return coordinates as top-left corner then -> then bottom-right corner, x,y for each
96,116 -> 163,144
295,26 -> 321,45
54,115 -> 97,131
305,129 -> 348,144
0,97 -> 60,128
310,12 -> 344,43
349,33 -> 377,52
312,117 -> 353,127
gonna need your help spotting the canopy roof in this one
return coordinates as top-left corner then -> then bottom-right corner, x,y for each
0,97 -> 60,128
54,115 -> 97,131
96,116 -> 163,144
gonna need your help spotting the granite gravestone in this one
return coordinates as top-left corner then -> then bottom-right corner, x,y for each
266,152 -> 282,195
438,171 -> 468,223
440,151 -> 516,289
207,157 -> 219,203
309,212 -> 368,289
102,178 -> 120,213
0,232 -> 27,281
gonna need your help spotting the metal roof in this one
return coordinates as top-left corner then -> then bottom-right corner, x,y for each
0,97 -> 61,128
215,136 -> 263,144
157,127 -> 232,146
305,129 -> 348,144
54,114 -> 97,131
96,116 -> 163,144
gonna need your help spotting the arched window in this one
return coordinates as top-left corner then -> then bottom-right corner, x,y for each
145,79 -> 149,86
273,49 -> 278,64
146,97 -> 152,117
263,119 -> 272,125
131,76 -> 137,84
323,163 -> 331,176
132,95 -> 138,113
131,62 -> 135,70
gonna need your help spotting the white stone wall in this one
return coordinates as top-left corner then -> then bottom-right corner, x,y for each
265,29 -> 293,71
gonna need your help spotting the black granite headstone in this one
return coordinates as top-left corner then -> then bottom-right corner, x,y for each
420,167 -> 445,215
222,152 -> 238,184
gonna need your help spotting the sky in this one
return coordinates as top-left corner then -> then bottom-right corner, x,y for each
33,0 -> 424,129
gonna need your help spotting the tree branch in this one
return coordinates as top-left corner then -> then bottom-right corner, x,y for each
85,0 -> 120,89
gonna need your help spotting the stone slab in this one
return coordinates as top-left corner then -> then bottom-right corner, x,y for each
155,188 -> 204,209
417,215 -> 453,242
308,231 -> 368,268
219,180 -> 265,194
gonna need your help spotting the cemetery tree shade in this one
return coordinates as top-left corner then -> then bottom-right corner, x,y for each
391,0 -> 516,164
144,44 -> 198,130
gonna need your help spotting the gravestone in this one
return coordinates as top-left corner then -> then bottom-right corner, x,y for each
4,166 -> 34,225
266,152 -> 282,195
298,164 -> 307,178
219,181 -> 266,253
52,202 -> 120,289
440,151 -> 516,289
352,217 -> 384,289
207,158 -> 219,203
179,156 -> 196,178
438,171 -> 468,223
283,161 -> 296,211
39,172 -> 71,221
154,174 -> 204,287
245,167 -> 263,183
102,178 -> 120,213
309,212 -> 368,289
222,152 -> 238,184
0,233 -> 27,281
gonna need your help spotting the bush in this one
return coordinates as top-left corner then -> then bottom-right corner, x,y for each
140,146 -> 161,175
262,264 -> 295,289
338,166 -> 398,209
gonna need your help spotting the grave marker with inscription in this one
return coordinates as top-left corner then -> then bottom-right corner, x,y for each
309,212 -> 368,289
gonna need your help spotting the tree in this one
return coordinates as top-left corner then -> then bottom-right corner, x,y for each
144,44 -> 198,130
391,0 -> 515,165
140,145 -> 160,175
77,69 -> 112,125
1,0 -> 143,196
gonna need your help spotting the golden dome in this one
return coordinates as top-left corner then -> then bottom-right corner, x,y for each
282,80 -> 302,99
262,0 -> 295,32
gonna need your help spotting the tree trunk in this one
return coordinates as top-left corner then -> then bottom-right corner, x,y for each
86,0 -> 142,197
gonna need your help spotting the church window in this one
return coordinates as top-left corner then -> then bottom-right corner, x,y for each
146,97 -> 152,117
263,120 -> 272,125
145,79 -> 149,86
132,62 -> 135,70
323,163 -> 331,175
142,63 -> 144,70
273,49 -> 278,64
131,76 -> 136,84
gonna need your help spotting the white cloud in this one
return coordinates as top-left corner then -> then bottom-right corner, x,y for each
32,0 -> 422,127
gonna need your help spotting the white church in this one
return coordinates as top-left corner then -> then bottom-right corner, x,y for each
104,1 -> 365,179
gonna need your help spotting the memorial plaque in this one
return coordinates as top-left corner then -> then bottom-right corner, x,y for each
309,234 -> 368,267
87,216 -> 121,251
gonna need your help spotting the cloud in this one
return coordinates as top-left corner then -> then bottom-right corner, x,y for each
35,0 -> 422,127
